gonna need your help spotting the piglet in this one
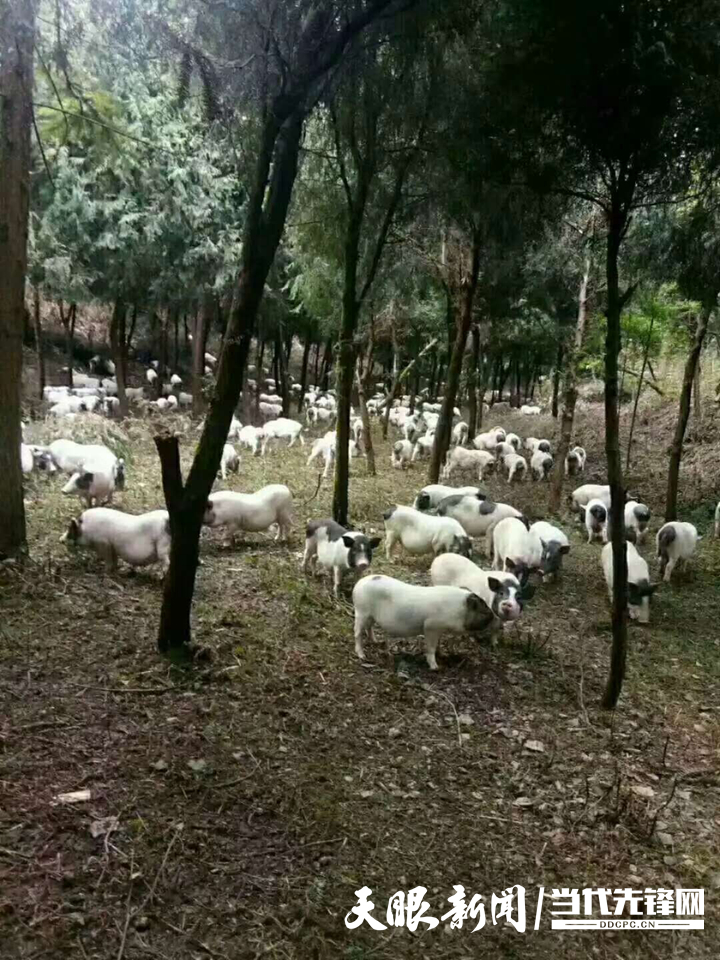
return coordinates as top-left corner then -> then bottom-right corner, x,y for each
61,508 -> 171,572
656,521 -> 700,582
303,519 -> 381,597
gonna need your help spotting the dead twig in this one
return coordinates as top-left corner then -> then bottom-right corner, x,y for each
647,777 -> 678,840
116,849 -> 135,960
142,825 -> 183,908
432,689 -> 463,749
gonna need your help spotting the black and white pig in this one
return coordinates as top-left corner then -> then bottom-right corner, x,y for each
61,508 -> 171,572
302,519 -> 381,597
352,574 -> 492,670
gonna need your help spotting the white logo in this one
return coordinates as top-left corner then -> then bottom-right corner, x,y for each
345,885 -> 705,932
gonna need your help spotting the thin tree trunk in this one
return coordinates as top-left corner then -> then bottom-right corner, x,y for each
467,324 -> 481,439
665,307 -> 712,521
602,214 -> 629,711
551,343 -> 562,417
174,312 -> 181,371
275,326 -> 290,416
109,298 -> 129,417
357,347 -> 376,476
59,300 -> 74,388
126,305 -> 137,368
625,315 -> 655,473
429,233 -> 481,483
0,0 -> 34,557
298,336 -> 311,412
548,258 -> 591,514
192,293 -> 212,416
693,356 -> 702,419
33,286 -> 45,399
319,338 -> 333,390
427,348 -> 438,400
312,341 -> 321,386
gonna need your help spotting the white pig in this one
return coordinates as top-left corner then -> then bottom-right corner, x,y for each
530,450 -> 554,481
383,505 -> 472,561
413,485 -> 485,512
261,418 -> 304,453
602,541 -> 658,623
391,439 -> 414,469
430,553 -> 530,632
436,495 -> 522,546
452,421 -> 469,445
491,517 -> 543,585
565,445 -> 587,475
503,452 -> 527,483
61,508 -> 171,572
582,498 -> 609,543
238,424 -> 265,455
656,521 -> 700,582
624,501 -> 651,544
352,574 -> 492,670
205,484 -> 293,543
443,446 -> 495,481
219,443 -> 240,480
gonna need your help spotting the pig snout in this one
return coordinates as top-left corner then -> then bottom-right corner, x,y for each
499,599 -> 521,621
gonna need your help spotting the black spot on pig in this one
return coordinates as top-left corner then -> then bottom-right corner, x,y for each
383,506 -> 397,521
76,472 -> 94,490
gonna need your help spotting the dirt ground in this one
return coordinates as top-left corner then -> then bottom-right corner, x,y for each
2,381 -> 720,959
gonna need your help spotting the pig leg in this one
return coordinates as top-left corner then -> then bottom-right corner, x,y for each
221,462 -> 228,480
333,566 -> 343,598
354,611 -> 373,660
424,631 -> 440,671
385,530 -> 398,562
302,538 -> 317,573
663,557 -> 676,582
298,434 -> 305,447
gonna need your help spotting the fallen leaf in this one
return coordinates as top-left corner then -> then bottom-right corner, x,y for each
513,796 -> 534,807
90,816 -> 119,839
631,785 -> 655,799
524,740 -> 545,753
187,759 -> 207,773
55,790 -> 91,805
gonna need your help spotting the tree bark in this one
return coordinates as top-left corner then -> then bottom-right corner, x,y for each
192,293 -> 212,416
602,213 -> 629,711
0,0 -> 34,558
551,342 -> 562,417
466,324 -> 481,439
59,300 -> 74,388
275,326 -> 290,416
356,354 -> 376,476
665,307 -> 712,521
693,356 -> 702,419
33,285 -> 45,399
109,298 -> 129,417
429,232 -> 481,483
298,335 -> 311,412
625,314 -> 654,473
548,257 -> 591,514
174,311 -> 181,371
319,337 -> 333,390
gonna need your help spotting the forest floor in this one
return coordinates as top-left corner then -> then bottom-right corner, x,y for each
2,384 -> 720,959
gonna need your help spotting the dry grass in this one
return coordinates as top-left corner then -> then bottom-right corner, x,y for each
2,393 -> 720,959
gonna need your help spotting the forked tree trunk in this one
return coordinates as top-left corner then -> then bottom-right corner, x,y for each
109,298 -> 129,417
156,110 -> 304,653
665,306 -> 712,521
548,258 -> 591,514
602,213 -> 629,711
0,0 -> 34,558
429,233 -> 481,483
33,285 -> 45,399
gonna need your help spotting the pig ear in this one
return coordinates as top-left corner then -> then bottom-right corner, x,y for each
341,535 -> 355,549
369,537 -> 382,549
504,558 -> 517,572
487,576 -> 501,592
560,544 -> 571,555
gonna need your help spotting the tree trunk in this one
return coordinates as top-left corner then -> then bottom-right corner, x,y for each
58,300 -> 74,388
275,326 -> 290,416
356,358 -> 375,476
551,343 -> 562,417
312,341 -> 321,386
126,304 -> 137,367
602,215 -> 629,711
156,109 -> 305,653
0,0 -> 34,558
548,261 -> 591,514
693,356 -> 702,419
467,324 -> 481,439
429,234 -> 481,483
625,315 -> 655,473
319,338 -> 333,390
160,308 -> 170,379
427,348 -> 438,400
192,293 -> 212,416
298,335 -> 311,412
665,307 -> 712,521
33,285 -> 45,399
174,311 -> 180,371
109,298 -> 129,417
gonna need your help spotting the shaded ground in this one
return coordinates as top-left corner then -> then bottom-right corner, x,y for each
2,392 -> 720,959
